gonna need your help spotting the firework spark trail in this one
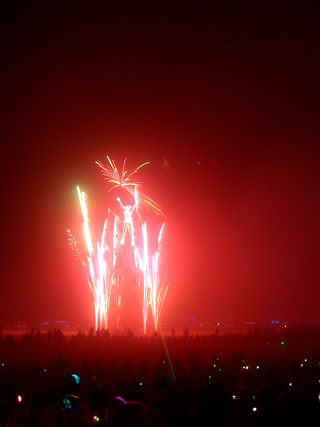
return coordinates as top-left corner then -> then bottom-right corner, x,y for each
152,253 -> 158,330
97,242 -> 105,327
142,222 -> 150,334
77,186 -> 94,256
100,214 -> 117,330
77,185 -> 110,330
157,272 -> 169,326
132,221 -> 170,333
149,223 -> 170,330
113,217 -> 118,268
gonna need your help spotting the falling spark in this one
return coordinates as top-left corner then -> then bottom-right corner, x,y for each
66,229 -> 80,260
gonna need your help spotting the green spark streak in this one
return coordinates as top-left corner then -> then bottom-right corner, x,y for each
159,323 -> 176,381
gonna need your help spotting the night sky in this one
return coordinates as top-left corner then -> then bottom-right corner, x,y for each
1,1 -> 319,327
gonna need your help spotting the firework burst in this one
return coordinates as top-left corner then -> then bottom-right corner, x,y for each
96,156 -> 165,217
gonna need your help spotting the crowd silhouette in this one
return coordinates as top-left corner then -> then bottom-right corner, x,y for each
0,324 -> 319,426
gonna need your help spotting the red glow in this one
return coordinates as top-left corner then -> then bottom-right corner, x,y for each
1,2 -> 319,326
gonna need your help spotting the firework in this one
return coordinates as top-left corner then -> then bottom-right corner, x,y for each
72,158 -> 169,332
96,156 -> 165,217
96,156 -> 148,191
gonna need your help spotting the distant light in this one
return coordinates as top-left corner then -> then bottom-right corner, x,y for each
232,395 -> 236,400
252,407 -> 257,412
18,395 -> 22,402
289,383 -> 293,387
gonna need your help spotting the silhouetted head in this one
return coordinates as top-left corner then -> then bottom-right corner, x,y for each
196,384 -> 226,421
256,383 -> 279,410
0,400 -> 15,426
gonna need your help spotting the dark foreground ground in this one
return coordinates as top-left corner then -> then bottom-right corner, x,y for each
0,325 -> 319,426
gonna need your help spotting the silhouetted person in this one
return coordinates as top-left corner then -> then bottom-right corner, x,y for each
253,383 -> 281,427
195,384 -> 226,426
